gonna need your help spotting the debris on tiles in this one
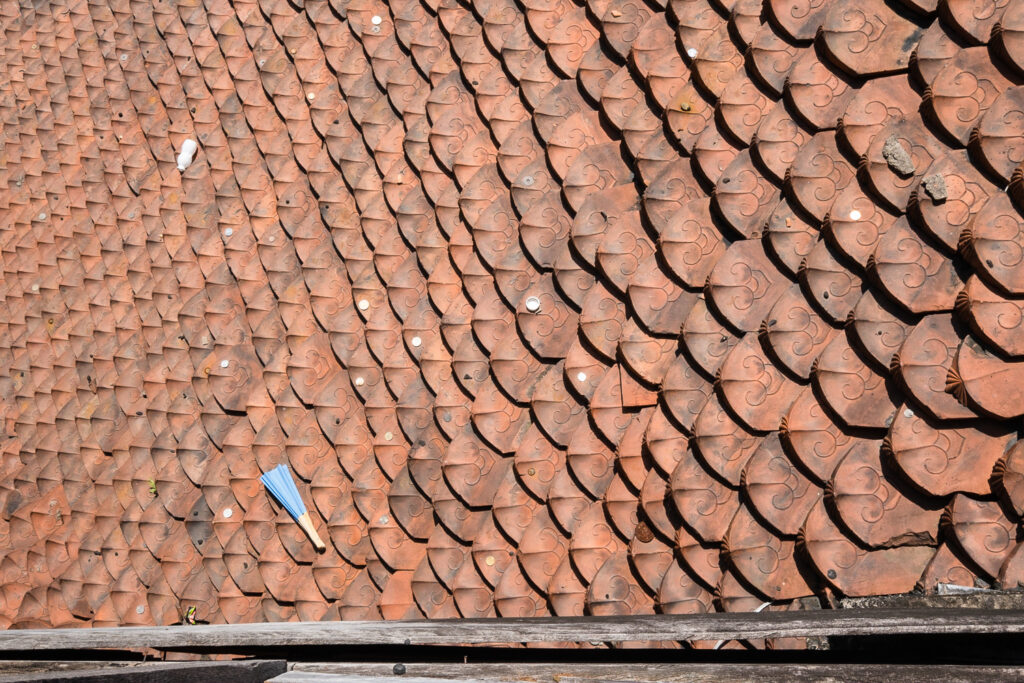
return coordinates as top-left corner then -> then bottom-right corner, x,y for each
0,0 -> 1021,641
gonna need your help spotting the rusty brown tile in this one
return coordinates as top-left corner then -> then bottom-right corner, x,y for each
820,0 -> 926,76
725,504 -> 813,600
924,48 -> 1015,145
911,152 -> 998,252
531,362 -> 588,446
660,355 -> 713,435
761,284 -> 839,380
644,405 -> 690,480
603,472 -> 640,543
588,552 -> 655,616
838,76 -> 919,158
780,387 -> 856,485
639,467 -> 675,541
706,239 -> 788,334
996,0 -> 1024,75
893,314 -> 977,421
957,275 -> 1024,358
830,437 -> 942,548
864,117 -> 946,215
961,192 -> 1024,295
944,495 -> 1016,580
659,198 -> 726,289
568,503 -> 624,586
919,543 -> 982,592
886,407 -> 1015,496
847,290 -> 913,373
764,201 -> 818,279
813,333 -> 896,430
876,218 -> 962,313
764,0 -> 828,42
411,556 -> 458,619
657,553 -> 714,617
741,432 -> 822,537
681,296 -> 740,377
715,151 -> 781,240
948,335 -> 1024,419
670,444 -> 741,543
666,83 -> 715,152
800,240 -> 863,325
546,8 -> 599,79
802,499 -> 935,596
643,159 -> 702,235
493,553 -> 547,617
564,143 -> 632,212
753,102 -> 811,186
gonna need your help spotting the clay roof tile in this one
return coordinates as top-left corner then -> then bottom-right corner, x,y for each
8,0 -> 1024,631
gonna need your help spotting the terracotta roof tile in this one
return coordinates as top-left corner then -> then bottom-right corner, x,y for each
5,0 -> 1024,636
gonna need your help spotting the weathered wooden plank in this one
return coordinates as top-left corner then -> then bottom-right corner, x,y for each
1,610 -> 1024,652
272,665 -> 1024,683
273,675 -> 517,683
0,659 -> 286,683
0,663 -> 136,676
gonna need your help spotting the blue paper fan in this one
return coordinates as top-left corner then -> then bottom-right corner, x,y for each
260,464 -> 307,520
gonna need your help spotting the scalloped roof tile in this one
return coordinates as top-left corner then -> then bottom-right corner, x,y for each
0,0 -> 1023,644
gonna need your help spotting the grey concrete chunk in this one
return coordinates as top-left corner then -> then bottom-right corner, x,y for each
922,173 -> 948,201
882,135 -> 915,176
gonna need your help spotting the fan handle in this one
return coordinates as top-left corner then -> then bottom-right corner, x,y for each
297,512 -> 327,552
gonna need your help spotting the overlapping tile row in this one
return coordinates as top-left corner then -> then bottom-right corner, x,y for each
0,0 -> 1023,645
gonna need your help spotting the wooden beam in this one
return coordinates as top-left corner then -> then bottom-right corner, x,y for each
0,660 -> 286,683
272,664 -> 1024,683
0,610 -> 1023,652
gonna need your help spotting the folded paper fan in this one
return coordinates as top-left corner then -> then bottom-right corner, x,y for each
260,464 -> 326,551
